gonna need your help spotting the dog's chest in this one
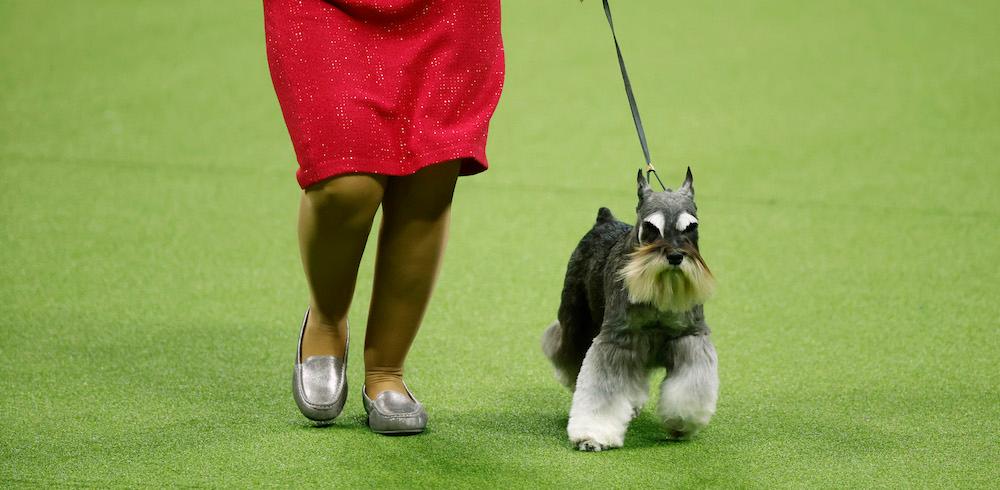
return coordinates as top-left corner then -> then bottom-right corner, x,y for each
624,303 -> 694,333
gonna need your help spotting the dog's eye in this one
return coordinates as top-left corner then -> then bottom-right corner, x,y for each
640,212 -> 665,243
684,222 -> 698,233
640,221 -> 662,243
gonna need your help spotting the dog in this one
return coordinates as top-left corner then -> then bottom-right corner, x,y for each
542,168 -> 718,451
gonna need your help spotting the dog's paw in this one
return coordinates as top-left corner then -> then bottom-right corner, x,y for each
574,437 -> 619,452
666,428 -> 694,441
568,424 -> 624,452
662,417 -> 706,441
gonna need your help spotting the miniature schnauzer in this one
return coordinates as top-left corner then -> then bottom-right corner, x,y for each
542,168 -> 718,451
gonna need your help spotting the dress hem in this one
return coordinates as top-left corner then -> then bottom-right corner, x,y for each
295,142 -> 489,189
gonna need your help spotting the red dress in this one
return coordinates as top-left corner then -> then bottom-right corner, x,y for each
264,0 -> 505,189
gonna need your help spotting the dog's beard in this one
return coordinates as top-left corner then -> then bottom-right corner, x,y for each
618,243 -> 716,312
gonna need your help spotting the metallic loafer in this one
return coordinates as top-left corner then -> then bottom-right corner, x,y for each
292,309 -> 348,424
361,383 -> 428,435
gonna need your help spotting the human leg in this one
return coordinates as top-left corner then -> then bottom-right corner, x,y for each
363,160 -> 461,398
298,173 -> 386,360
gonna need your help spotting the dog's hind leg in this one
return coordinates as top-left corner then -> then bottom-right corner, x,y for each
657,334 -> 719,440
567,333 -> 648,451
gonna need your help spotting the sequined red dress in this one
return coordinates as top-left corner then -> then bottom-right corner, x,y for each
264,0 -> 505,189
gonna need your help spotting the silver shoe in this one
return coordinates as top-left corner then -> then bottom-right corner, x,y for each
292,309 -> 348,424
362,383 -> 428,435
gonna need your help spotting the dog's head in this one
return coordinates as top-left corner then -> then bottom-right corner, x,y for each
618,168 -> 715,312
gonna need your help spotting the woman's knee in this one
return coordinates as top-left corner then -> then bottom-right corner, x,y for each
382,161 -> 460,221
303,173 -> 386,218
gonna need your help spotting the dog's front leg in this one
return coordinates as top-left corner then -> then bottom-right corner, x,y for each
658,334 -> 718,440
567,334 -> 647,451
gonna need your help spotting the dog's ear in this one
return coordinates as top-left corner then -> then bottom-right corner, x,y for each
679,167 -> 694,198
637,169 -> 652,202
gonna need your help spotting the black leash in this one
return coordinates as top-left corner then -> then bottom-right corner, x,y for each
602,0 -> 666,190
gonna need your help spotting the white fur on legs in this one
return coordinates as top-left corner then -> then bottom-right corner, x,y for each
567,339 -> 648,451
658,335 -> 718,440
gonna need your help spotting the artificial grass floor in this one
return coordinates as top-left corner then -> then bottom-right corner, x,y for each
1,0 -> 998,487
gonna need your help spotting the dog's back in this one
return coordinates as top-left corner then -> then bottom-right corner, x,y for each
569,207 -> 632,324
541,207 -> 631,388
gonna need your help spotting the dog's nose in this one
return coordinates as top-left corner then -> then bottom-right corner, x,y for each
666,252 -> 684,265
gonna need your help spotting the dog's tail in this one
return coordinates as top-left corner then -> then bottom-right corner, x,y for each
596,207 -> 616,224
542,320 -> 577,390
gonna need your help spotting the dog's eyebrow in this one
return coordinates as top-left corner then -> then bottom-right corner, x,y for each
676,212 -> 698,232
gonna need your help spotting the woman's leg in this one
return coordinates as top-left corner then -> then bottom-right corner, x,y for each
298,173 -> 387,360
364,160 -> 461,398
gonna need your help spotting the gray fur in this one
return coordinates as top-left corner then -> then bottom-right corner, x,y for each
542,168 -> 719,451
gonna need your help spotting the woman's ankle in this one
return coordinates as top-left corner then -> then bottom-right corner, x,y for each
300,314 -> 348,359
364,370 -> 407,399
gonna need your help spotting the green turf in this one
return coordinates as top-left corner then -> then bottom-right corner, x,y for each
2,0 -> 998,487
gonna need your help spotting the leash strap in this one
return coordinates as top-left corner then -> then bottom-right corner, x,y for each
602,0 -> 666,190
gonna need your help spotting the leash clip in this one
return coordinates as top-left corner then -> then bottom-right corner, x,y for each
645,164 -> 667,191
